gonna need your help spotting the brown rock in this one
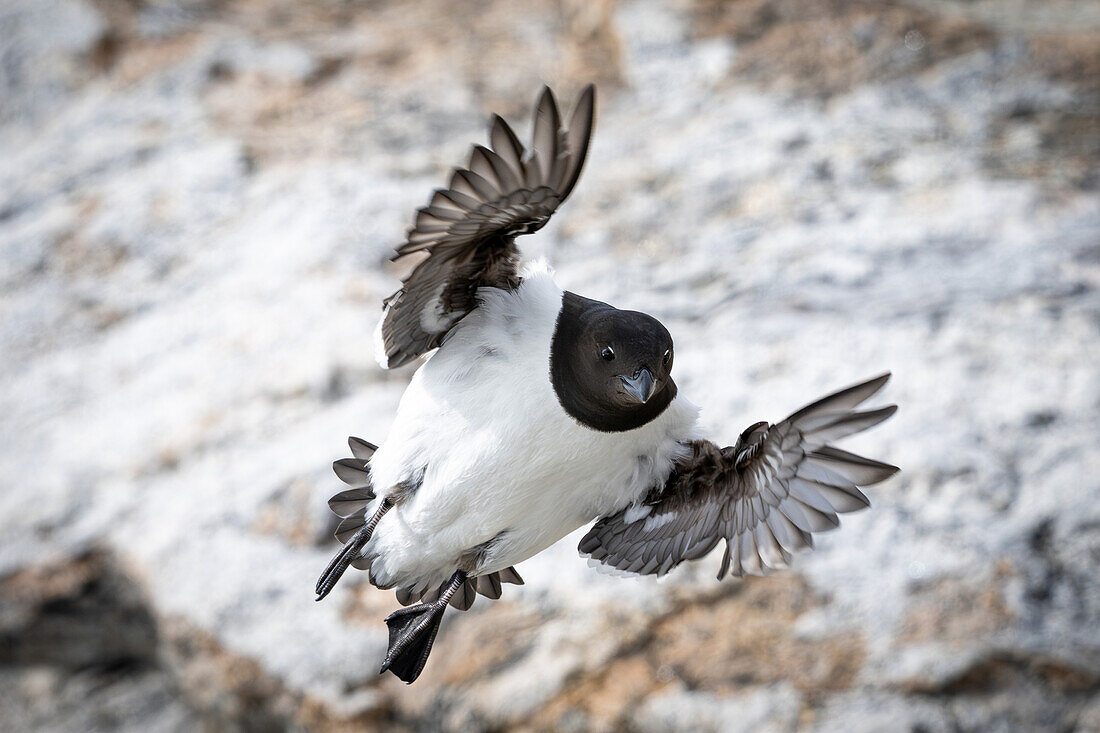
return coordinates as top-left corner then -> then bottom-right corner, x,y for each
651,575 -> 865,694
896,572 -> 1014,646
690,0 -> 996,97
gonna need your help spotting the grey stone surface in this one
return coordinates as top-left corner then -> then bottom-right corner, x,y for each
631,684 -> 802,733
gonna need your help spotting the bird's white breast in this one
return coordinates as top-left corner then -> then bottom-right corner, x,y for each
364,263 -> 699,591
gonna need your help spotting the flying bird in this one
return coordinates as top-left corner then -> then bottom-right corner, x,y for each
315,85 -> 898,684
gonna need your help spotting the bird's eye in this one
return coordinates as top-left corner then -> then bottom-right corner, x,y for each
600,346 -> 615,361
663,348 -> 672,365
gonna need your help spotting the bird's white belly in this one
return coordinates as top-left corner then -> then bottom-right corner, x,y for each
364,360 -> 695,592
358,271 -> 699,592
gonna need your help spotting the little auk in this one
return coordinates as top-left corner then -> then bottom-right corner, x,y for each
314,85 -> 898,683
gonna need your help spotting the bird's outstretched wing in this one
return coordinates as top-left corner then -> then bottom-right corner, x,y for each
376,85 -> 596,368
579,374 -> 899,579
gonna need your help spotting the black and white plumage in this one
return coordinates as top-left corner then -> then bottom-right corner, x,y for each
315,85 -> 898,684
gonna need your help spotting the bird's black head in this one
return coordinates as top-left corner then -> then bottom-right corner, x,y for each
550,291 -> 677,432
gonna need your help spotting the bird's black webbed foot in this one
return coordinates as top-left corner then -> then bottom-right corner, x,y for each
315,498 -> 391,601
380,570 -> 466,683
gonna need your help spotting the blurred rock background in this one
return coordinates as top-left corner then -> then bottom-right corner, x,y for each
1,0 -> 1098,730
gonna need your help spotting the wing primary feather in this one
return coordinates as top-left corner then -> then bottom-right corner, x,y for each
805,480 -> 871,513
788,477 -> 838,514
739,532 -> 764,576
457,166 -> 500,201
435,188 -> 482,212
805,405 -> 898,445
788,373 -> 891,424
717,540 -> 732,580
523,152 -> 543,189
474,144 -> 523,192
468,146 -> 504,191
427,189 -> 465,213
808,446 -> 899,485
531,86 -> 561,184
448,170 -> 481,200
490,114 -> 526,178
560,83 -> 596,198
790,499 -> 840,531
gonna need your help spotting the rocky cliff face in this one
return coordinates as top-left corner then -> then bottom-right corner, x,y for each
1,1 -> 1097,731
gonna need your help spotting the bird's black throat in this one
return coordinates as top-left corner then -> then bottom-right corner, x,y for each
550,291 -> 676,432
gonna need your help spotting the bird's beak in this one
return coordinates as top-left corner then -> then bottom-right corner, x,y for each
619,367 -> 657,404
